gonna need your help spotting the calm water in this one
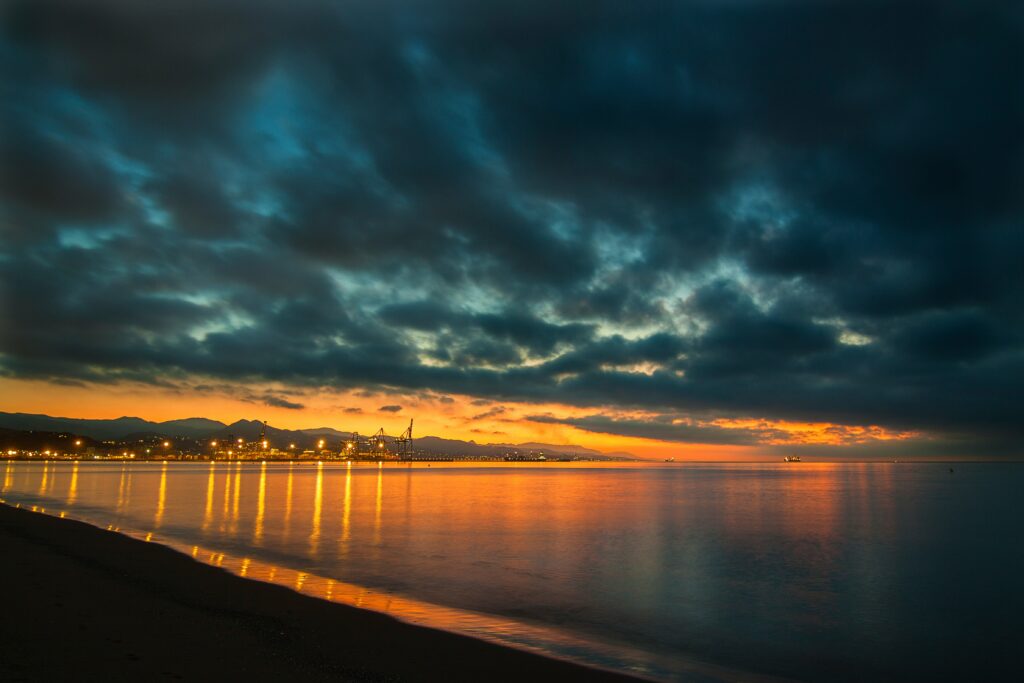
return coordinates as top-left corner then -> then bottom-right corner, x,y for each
2,460 -> 1021,681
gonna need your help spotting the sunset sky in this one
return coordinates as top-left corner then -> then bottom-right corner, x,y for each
1,2 -> 1021,459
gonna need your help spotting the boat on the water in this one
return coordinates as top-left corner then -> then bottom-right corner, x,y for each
784,455 -> 801,462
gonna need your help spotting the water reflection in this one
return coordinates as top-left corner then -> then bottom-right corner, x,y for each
202,462 -> 215,531
2,461 -> 1021,683
310,461 -> 324,554
373,462 -> 383,546
220,463 -> 231,530
154,462 -> 168,527
67,462 -> 79,505
116,465 -> 131,513
341,461 -> 352,547
230,462 -> 242,532
284,463 -> 294,542
254,462 -> 267,543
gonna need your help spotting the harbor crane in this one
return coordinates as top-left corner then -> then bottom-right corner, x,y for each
372,427 -> 387,454
394,419 -> 414,459
341,420 -> 414,460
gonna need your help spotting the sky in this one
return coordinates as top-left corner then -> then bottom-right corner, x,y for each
0,1 -> 1021,460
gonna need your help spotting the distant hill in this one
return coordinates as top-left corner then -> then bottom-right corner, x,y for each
298,427 -> 351,438
211,420 -> 356,450
417,436 -> 634,460
0,411 -> 636,459
0,412 -> 225,440
491,442 -> 634,459
160,418 -> 228,435
415,436 -> 497,458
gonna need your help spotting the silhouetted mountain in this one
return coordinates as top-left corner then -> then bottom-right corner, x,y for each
210,420 -> 355,451
0,412 -> 636,458
160,418 -> 228,435
299,427 -> 350,438
416,436 -> 634,460
496,442 -> 636,460
0,412 -> 225,440
415,436 -> 496,458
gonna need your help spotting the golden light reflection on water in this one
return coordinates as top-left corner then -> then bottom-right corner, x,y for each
67,462 -> 78,505
254,462 -> 267,543
310,461 -> 324,554
3,461 -> 14,492
341,461 -> 352,546
202,462 -> 215,531
284,463 -> 294,541
373,462 -> 383,546
1,460 -> 939,683
138,537 -> 679,681
116,465 -> 131,513
220,462 -> 231,530
154,461 -> 168,528
230,462 -> 242,532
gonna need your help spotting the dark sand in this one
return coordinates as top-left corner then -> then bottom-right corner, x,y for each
0,503 -> 638,682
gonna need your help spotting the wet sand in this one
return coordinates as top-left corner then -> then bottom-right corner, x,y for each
0,503 -> 637,682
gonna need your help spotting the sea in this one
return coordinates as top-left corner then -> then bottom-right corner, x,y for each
1,460 -> 1021,682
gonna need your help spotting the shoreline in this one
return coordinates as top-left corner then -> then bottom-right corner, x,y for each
0,502 -> 640,682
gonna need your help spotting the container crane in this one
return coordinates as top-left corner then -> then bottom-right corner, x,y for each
395,419 -> 414,459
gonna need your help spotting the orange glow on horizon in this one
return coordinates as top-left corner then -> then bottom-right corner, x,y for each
0,377 -> 920,460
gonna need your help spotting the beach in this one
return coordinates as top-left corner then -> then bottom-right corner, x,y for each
0,502 -> 636,682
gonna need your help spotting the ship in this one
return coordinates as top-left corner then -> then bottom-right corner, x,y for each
784,455 -> 801,462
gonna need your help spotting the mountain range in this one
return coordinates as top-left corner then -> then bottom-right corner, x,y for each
0,412 -> 635,460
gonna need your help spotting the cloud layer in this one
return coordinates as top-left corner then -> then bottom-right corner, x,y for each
1,1 -> 1021,454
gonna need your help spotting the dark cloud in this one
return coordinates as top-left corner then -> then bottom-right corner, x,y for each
471,406 -> 507,421
1,1 -> 1022,455
263,395 -> 304,410
378,405 -> 402,413
527,414 -> 787,447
